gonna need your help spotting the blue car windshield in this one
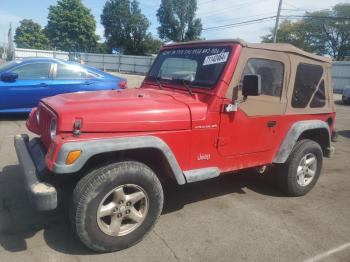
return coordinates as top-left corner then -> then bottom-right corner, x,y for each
0,61 -> 20,73
146,46 -> 232,88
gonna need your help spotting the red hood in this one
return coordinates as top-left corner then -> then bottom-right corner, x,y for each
41,88 -> 204,133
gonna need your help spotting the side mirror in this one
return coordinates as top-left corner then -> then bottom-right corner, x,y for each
242,74 -> 261,97
1,72 -> 18,82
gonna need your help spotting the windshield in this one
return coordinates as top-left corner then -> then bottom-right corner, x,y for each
0,61 -> 20,73
146,46 -> 232,89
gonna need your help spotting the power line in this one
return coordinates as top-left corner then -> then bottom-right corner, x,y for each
281,15 -> 350,20
198,0 -> 266,18
204,12 -> 277,24
202,14 -> 350,32
283,1 -> 300,10
203,16 -> 277,31
283,1 -> 331,12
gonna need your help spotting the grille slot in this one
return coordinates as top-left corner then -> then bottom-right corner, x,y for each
38,104 -> 55,148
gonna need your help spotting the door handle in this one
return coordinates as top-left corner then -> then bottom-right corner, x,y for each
84,81 -> 93,85
37,83 -> 48,87
267,121 -> 277,127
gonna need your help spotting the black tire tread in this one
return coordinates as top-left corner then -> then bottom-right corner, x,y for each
72,161 -> 164,252
275,139 -> 323,197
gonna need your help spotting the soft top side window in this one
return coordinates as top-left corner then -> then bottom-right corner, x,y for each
240,58 -> 284,97
292,63 -> 324,108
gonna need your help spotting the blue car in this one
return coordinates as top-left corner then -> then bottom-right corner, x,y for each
0,58 -> 127,113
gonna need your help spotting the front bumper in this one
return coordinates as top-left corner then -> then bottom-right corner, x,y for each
14,134 -> 57,211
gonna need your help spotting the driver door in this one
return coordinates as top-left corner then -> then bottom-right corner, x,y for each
218,48 -> 289,163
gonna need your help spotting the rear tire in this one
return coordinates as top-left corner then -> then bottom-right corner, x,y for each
274,139 -> 323,196
71,161 -> 164,252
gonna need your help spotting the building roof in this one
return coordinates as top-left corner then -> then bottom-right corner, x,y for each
165,39 -> 331,63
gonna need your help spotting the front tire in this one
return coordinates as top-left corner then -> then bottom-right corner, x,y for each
275,139 -> 323,196
71,161 -> 164,252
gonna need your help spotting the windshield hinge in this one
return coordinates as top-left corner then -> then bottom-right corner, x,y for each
73,119 -> 82,137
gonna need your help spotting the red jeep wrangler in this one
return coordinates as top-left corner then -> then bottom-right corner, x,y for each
15,39 -> 335,252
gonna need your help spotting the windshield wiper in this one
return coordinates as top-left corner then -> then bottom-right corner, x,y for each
172,78 -> 194,96
148,75 -> 163,90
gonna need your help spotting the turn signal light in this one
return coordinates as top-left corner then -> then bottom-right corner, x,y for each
118,80 -> 127,89
66,150 -> 82,165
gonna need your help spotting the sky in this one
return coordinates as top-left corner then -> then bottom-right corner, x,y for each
0,0 -> 347,46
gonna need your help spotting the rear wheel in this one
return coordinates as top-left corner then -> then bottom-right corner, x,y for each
274,139 -> 323,196
71,161 -> 164,252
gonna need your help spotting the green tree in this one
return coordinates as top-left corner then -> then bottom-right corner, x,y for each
14,19 -> 51,49
261,3 -> 350,60
46,0 -> 98,52
157,0 -> 202,42
95,42 -> 108,54
101,0 -> 151,55
142,33 -> 163,54
0,46 -> 4,57
261,20 -> 317,53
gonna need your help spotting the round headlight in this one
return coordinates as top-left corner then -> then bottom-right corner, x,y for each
50,118 -> 57,139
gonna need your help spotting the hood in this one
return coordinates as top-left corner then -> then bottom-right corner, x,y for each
42,88 -> 193,133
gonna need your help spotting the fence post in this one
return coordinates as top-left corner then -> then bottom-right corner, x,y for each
149,57 -> 153,73
134,57 -> 136,74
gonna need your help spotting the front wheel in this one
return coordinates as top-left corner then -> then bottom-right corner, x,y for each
71,161 -> 164,252
274,139 -> 323,196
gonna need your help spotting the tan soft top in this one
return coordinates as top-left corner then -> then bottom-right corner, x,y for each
165,39 -> 331,64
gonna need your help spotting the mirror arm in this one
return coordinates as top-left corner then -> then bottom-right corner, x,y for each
224,85 -> 249,113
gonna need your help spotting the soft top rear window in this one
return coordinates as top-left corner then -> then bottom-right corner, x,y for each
146,46 -> 232,88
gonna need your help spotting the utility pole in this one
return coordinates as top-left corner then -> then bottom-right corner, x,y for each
7,23 -> 14,60
273,0 -> 283,43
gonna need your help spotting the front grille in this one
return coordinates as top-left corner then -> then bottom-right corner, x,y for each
38,103 -> 55,148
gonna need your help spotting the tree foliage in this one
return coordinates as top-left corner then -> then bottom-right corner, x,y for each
157,0 -> 202,42
45,0 -> 98,52
101,0 -> 157,55
261,3 -> 350,60
14,19 -> 51,50
142,33 -> 163,54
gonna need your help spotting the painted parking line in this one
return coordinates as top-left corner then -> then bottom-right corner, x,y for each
303,242 -> 350,262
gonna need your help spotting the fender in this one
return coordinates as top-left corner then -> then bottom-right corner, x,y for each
273,120 -> 331,163
52,136 -> 186,185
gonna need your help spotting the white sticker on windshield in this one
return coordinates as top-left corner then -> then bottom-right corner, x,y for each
203,52 -> 229,66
